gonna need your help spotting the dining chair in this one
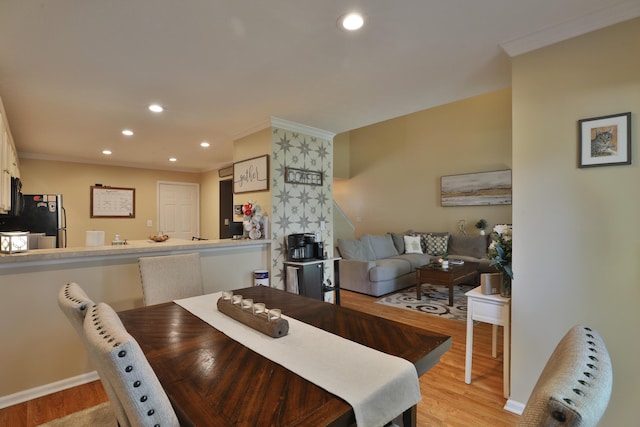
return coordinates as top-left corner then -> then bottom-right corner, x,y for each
84,302 -> 180,427
138,252 -> 204,305
516,324 -> 612,426
57,283 -> 125,426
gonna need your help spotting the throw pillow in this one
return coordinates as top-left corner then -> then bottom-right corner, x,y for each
426,233 -> 449,256
403,235 -> 423,254
390,232 -> 405,254
337,238 -> 376,261
365,234 -> 399,259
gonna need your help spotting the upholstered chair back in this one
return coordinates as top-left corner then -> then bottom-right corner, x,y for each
84,302 -> 179,427
58,282 -> 93,336
138,252 -> 204,306
517,325 -> 612,426
57,283 -> 130,427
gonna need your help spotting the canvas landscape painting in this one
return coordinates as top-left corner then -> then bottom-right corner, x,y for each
441,170 -> 512,206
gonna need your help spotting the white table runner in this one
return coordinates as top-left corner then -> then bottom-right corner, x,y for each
175,292 -> 421,427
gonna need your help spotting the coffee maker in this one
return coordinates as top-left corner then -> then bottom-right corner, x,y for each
287,233 -> 316,261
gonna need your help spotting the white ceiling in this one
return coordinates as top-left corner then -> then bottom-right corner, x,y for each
1,1 -> 638,173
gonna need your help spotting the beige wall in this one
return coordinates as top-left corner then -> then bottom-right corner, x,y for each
334,88 -> 513,236
511,18 -> 639,425
333,132 -> 350,179
19,158 -> 203,246
232,128 -> 272,222
199,169 -> 223,239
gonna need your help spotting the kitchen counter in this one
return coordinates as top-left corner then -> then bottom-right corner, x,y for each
0,238 -> 269,267
0,237 -> 271,404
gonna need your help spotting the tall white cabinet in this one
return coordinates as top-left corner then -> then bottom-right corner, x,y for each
0,96 -> 20,214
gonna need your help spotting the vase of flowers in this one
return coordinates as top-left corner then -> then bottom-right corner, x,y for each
242,201 -> 263,239
488,224 -> 513,297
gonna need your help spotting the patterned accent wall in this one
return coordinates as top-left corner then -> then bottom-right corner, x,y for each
270,125 -> 334,291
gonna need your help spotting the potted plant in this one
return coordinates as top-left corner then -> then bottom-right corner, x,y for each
475,219 -> 488,235
440,251 -> 449,269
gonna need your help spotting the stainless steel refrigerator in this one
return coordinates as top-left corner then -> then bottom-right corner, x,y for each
0,194 -> 67,248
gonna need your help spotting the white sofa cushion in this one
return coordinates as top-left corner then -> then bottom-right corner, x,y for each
369,259 -> 412,282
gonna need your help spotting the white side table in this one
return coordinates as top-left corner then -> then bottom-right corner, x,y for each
464,287 -> 511,398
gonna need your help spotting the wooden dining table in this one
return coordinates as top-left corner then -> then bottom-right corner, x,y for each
118,286 -> 451,426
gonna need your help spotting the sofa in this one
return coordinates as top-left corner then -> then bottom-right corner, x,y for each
337,231 -> 497,297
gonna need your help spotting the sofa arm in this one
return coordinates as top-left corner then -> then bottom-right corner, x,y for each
339,259 -> 376,284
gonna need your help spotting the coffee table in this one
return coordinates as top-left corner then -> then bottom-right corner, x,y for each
416,261 -> 479,306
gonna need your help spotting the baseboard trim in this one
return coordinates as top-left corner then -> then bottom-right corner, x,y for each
504,398 -> 526,415
0,371 -> 99,409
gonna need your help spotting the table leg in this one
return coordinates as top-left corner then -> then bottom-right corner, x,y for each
448,284 -> 454,306
401,404 -> 417,427
416,273 -> 421,300
465,299 -> 473,384
492,324 -> 498,358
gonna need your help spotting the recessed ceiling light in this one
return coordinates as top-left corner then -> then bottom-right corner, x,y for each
122,129 -> 134,136
339,12 -> 364,31
169,157 -> 177,162
148,104 -> 164,113
102,150 -> 112,155
200,141 -> 210,148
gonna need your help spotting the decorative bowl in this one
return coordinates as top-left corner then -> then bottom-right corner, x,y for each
149,234 -> 169,242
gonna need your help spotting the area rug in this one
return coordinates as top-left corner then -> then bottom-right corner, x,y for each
37,402 -> 116,427
376,284 -> 475,322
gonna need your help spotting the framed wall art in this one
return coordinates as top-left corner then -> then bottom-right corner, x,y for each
233,155 -> 269,193
441,170 -> 512,207
284,167 -> 323,186
578,112 -> 631,168
91,186 -> 135,218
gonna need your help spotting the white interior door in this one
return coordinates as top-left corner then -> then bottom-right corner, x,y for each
158,182 -> 199,240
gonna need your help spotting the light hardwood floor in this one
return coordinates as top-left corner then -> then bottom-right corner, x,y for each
0,289 -> 520,426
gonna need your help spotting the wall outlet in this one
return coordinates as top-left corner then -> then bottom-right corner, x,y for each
146,219 -> 153,227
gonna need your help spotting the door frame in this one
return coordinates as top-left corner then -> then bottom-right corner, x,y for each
157,181 -> 200,239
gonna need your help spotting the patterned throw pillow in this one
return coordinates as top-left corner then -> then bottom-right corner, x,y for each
426,234 -> 448,256
403,235 -> 423,254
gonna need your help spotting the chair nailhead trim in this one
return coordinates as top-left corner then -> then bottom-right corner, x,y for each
118,350 -> 127,357
563,398 -> 575,406
125,365 -> 133,372
552,410 -> 566,422
147,409 -> 155,416
133,380 -> 141,387
140,395 -> 148,402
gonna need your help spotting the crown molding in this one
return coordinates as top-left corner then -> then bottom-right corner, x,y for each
500,1 -> 640,57
270,117 -> 335,141
230,118 -> 272,141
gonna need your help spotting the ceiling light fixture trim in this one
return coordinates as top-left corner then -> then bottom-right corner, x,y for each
339,12 -> 365,31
